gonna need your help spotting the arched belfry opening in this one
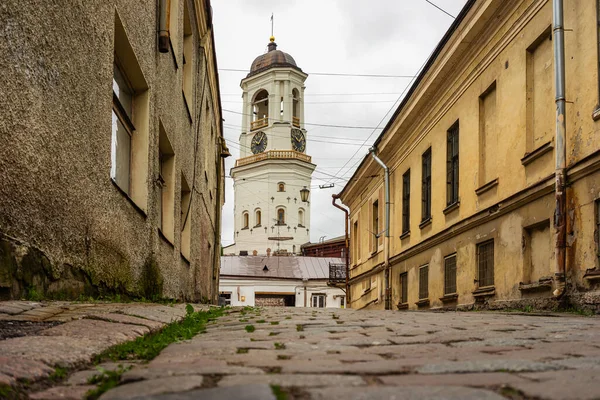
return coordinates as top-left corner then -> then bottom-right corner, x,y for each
252,89 -> 269,130
292,88 -> 300,127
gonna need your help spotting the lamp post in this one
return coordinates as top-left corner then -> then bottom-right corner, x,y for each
300,186 -> 310,203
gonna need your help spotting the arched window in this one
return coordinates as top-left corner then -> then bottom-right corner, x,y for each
277,208 -> 285,225
278,182 -> 285,192
255,209 -> 262,226
242,211 -> 249,229
298,208 -> 305,227
292,89 -> 300,127
252,90 -> 269,129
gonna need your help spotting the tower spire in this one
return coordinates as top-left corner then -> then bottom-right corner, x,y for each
270,13 -> 275,42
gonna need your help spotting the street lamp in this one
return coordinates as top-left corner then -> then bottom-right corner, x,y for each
300,186 -> 310,203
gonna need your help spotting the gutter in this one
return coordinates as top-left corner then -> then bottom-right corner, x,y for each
369,147 -> 391,310
332,194 -> 350,305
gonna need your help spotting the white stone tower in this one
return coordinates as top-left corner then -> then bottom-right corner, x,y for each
226,36 -> 315,256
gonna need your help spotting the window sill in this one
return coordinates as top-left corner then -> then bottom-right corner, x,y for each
400,230 -> 411,240
110,179 -> 147,218
241,227 -> 249,230
297,224 -> 305,228
584,268 -> 600,280
593,106 -> 600,121
158,228 -> 174,248
443,201 -> 460,215
415,299 -> 430,307
419,217 -> 432,230
475,178 -> 499,196
169,38 -> 179,69
183,91 -> 192,123
521,141 -> 553,166
275,223 -> 287,227
472,286 -> 495,298
181,253 -> 190,265
253,224 -> 262,228
519,278 -> 552,292
397,302 -> 409,310
439,293 -> 458,303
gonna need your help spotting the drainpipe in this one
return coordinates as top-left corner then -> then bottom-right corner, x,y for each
158,0 -> 169,53
369,147 -> 391,310
552,0 -> 567,297
332,194 -> 350,305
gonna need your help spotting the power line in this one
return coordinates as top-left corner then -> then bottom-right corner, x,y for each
221,92 -> 405,97
424,0 -> 456,18
223,124 -> 369,143
221,100 -> 397,105
219,68 -> 416,79
222,108 -> 384,130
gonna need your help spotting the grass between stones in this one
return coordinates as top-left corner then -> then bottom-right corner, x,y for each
94,305 -> 225,362
245,325 -> 256,333
85,365 -> 131,400
270,384 -> 288,400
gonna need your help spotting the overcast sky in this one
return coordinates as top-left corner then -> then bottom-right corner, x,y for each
212,0 -> 468,247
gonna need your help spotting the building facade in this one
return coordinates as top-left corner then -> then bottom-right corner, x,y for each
340,0 -> 600,311
223,38 -> 315,256
0,0 -> 227,301
219,256 -> 346,308
302,236 -> 347,259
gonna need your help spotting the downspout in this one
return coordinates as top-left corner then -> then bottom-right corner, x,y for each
369,147 -> 391,310
552,0 -> 567,297
158,0 -> 169,53
332,194 -> 350,305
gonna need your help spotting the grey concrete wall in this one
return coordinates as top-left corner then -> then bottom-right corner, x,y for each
0,0 -> 223,301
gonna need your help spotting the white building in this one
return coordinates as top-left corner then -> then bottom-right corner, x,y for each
219,256 -> 346,308
223,36 -> 315,256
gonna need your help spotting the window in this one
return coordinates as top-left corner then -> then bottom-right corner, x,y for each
278,182 -> 285,192
298,209 -> 305,227
479,82 -> 497,185
526,28 -> 553,152
169,0 -> 179,58
419,265 -> 429,300
421,148 -> 432,222
402,170 -> 410,234
477,240 -> 495,287
340,296 -> 345,308
372,200 -> 379,253
112,13 -> 149,210
112,63 -> 134,194
277,208 -> 285,225
180,173 -> 191,260
252,90 -> 269,129
446,122 -> 459,206
242,211 -> 249,229
158,122 -> 175,242
312,294 -> 325,308
523,221 -> 551,283
362,277 -> 371,292
596,200 -> 600,262
292,88 -> 300,127
444,254 -> 457,295
399,272 -> 408,304
255,209 -> 261,227
353,220 -> 360,262
182,1 -> 193,113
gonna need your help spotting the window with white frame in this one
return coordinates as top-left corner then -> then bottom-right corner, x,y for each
312,294 -> 325,308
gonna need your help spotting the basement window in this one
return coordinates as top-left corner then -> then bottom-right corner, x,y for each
399,272 -> 408,304
444,254 -> 457,295
419,265 -> 429,300
477,240 -> 495,288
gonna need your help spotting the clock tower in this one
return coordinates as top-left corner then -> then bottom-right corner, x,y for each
225,37 -> 315,256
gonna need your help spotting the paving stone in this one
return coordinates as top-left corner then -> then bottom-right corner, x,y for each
550,356 -> 600,370
307,385 -> 506,400
99,375 -> 204,400
218,373 -> 366,388
417,359 -> 564,374
122,305 -> 186,324
66,369 -> 100,386
122,363 -> 265,382
0,372 -> 15,386
0,356 -> 55,381
88,313 -> 164,331
379,372 -> 531,387
282,359 -> 416,374
127,384 -> 276,400
40,319 -> 149,344
29,385 -> 95,400
515,369 -> 600,400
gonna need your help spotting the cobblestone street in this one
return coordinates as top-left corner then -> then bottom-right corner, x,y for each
96,307 -> 600,399
2,304 -> 600,399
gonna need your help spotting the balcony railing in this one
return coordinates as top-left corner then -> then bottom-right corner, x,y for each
292,116 -> 300,128
329,263 -> 346,284
251,118 -> 268,131
235,150 -> 312,167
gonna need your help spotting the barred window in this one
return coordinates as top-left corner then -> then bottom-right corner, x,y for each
446,122 -> 459,206
444,254 -> 457,295
372,200 -> 379,252
421,148 -> 432,222
477,240 -> 495,287
419,265 -> 429,299
400,272 -> 408,304
402,170 -> 410,234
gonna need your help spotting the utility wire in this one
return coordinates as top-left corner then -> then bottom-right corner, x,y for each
424,0 -> 456,18
222,108 -> 384,130
221,92 -> 405,97
223,124 -> 369,143
219,68 -> 416,79
221,100 -> 398,105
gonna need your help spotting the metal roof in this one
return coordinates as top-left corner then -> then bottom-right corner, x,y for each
220,256 -> 343,280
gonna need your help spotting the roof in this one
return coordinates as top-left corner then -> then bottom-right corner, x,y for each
220,256 -> 343,280
301,235 -> 346,249
338,0 -> 477,199
247,41 -> 303,78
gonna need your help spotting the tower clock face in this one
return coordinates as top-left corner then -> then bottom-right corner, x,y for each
251,131 -> 267,154
291,129 -> 306,152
